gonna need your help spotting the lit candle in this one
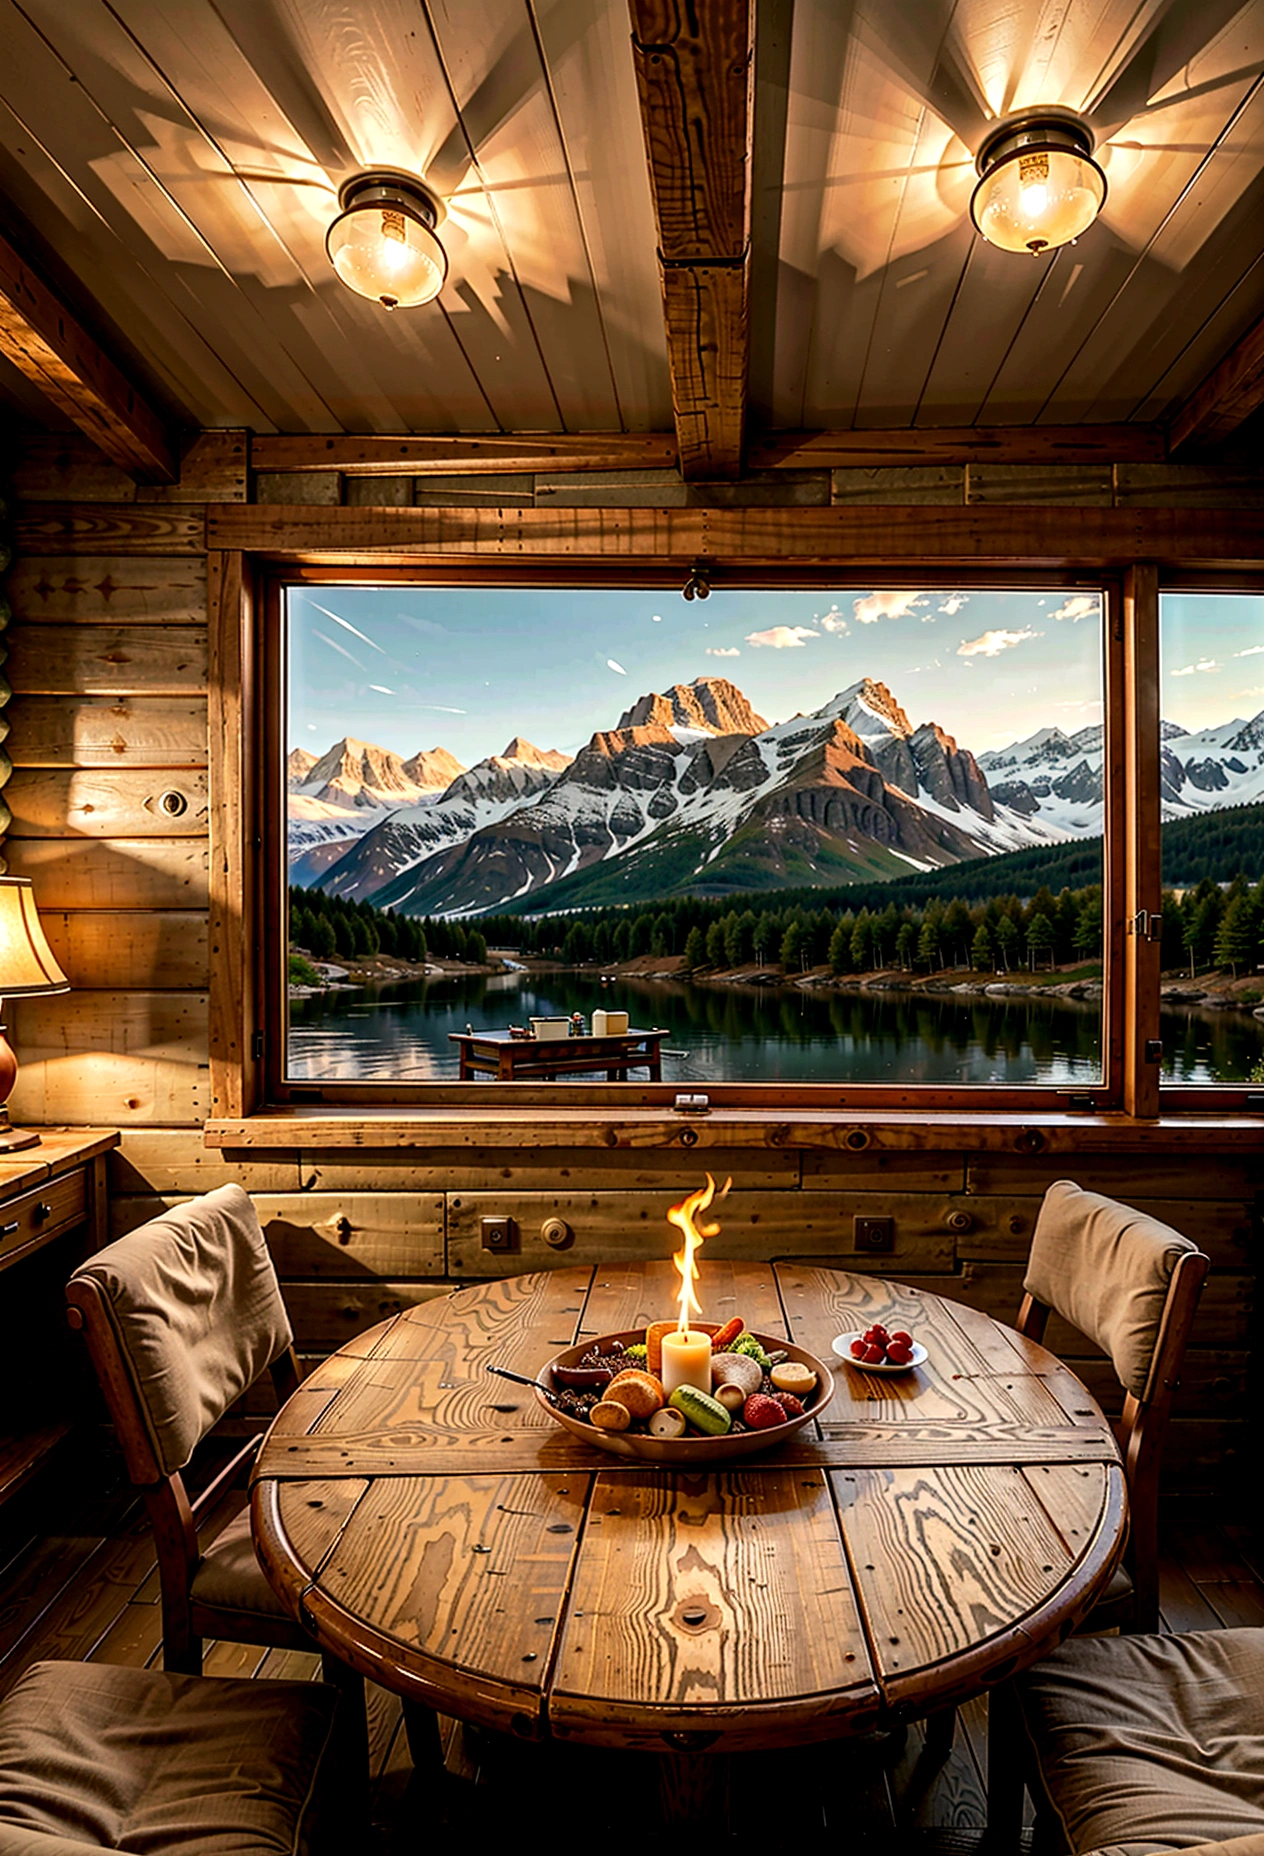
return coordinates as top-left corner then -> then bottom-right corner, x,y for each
661,1327 -> 713,1396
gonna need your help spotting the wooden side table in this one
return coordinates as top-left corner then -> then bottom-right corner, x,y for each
0,1128 -> 117,1506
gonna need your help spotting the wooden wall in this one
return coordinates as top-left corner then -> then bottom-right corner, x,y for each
3,430 -> 1261,1491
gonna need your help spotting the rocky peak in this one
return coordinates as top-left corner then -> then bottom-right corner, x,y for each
616,677 -> 767,737
824,679 -> 915,742
287,747 -> 317,788
402,746 -> 466,790
499,737 -> 572,771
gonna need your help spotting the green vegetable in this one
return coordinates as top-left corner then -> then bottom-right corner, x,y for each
668,1384 -> 731,1436
734,1335 -> 772,1370
622,1342 -> 647,1362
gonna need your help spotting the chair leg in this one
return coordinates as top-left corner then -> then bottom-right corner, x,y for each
924,1704 -> 956,1761
320,1653 -> 370,1815
986,1682 -> 1026,1836
402,1699 -> 446,1775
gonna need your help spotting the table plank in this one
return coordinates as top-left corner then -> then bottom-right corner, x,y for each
548,1468 -> 881,1750
1020,1462 -> 1111,1558
834,1462 -> 1085,1679
580,1257 -> 787,1339
343,1268 -> 593,1365
304,1471 -> 589,1732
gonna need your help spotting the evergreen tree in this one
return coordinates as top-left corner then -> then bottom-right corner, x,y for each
562,920 -> 592,964
779,919 -> 805,971
312,913 -> 337,960
1214,893 -> 1257,977
751,914 -> 774,967
1027,911 -> 1056,971
650,912 -> 672,958
970,921 -> 993,970
850,909 -> 873,973
612,919 -> 632,962
706,919 -> 728,967
466,929 -> 487,965
895,919 -> 917,970
996,914 -> 1019,973
1073,894 -> 1104,960
683,925 -> 707,969
828,921 -> 850,974
629,913 -> 653,958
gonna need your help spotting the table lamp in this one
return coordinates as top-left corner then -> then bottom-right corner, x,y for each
0,878 -> 69,1153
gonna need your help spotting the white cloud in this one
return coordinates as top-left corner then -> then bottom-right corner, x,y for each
939,594 -> 968,615
957,627 -> 1042,658
313,630 -> 363,669
1049,595 -> 1099,623
852,591 -> 926,625
815,602 -> 847,634
307,601 -> 386,653
1233,644 -> 1264,658
368,685 -> 394,695
1171,658 -> 1218,677
705,646 -> 741,657
416,704 -> 467,714
745,625 -> 819,649
651,613 -> 663,623
607,658 -> 628,675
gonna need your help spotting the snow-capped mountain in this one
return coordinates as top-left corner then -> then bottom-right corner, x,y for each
308,738 -> 573,903
977,711 -> 1264,830
287,736 -> 468,879
354,678 -> 1070,917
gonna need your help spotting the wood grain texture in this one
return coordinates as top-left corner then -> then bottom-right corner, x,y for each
1124,565 -> 1161,1117
14,506 -> 203,555
0,227 -> 175,481
207,549 -> 254,1121
252,435 -> 679,474
106,1190 -> 444,1277
4,555 -> 206,624
6,697 -> 207,769
1169,311 -> 1264,453
752,427 -> 1168,468
7,1052 -> 207,1126
39,910 -> 208,990
2,840 -> 208,908
5,770 -> 208,838
6,625 -> 207,694
204,501 -> 1264,565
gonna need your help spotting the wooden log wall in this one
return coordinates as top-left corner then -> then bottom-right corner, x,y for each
4,429 -> 1262,1493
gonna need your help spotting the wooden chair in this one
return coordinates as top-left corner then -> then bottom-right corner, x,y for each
1011,1177 -> 1208,1635
64,1184 -> 335,1679
0,1657 -> 351,1852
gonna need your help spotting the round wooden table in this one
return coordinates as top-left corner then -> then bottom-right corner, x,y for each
251,1259 -> 1125,1786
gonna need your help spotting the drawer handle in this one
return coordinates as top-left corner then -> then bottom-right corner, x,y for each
1,1221 -> 20,1236
32,1203 -> 52,1223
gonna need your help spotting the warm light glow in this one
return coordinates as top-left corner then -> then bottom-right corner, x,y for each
667,1173 -> 730,1333
971,115 -> 1106,256
326,173 -> 448,309
0,880 -> 68,997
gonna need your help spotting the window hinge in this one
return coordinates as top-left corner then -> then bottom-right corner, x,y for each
1128,910 -> 1163,942
251,1030 -> 265,1061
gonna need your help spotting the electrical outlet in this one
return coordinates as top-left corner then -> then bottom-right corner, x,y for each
481,1216 -> 517,1253
853,1215 -> 894,1253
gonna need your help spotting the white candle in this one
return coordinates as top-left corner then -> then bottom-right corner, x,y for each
660,1328 -> 713,1396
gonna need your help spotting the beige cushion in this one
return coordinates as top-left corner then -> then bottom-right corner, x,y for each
1090,1840 -> 1264,1856
0,1659 -> 344,1853
191,1508 -> 295,1622
1025,1181 -> 1198,1398
70,1186 -> 292,1479
1017,1628 -> 1264,1854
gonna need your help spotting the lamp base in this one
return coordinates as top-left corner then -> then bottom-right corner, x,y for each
0,1107 -> 40,1153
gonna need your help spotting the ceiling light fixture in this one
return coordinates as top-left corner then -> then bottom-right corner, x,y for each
326,170 -> 448,309
970,110 -> 1106,256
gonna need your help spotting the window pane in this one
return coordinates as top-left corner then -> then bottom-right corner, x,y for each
1159,591 -> 1264,1085
284,583 -> 1104,1089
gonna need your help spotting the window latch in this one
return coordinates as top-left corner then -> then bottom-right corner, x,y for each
1128,910 -> 1163,942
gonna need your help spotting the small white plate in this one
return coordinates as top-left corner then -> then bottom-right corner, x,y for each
833,1332 -> 928,1374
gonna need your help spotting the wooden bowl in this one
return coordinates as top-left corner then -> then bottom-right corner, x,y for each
534,1328 -> 835,1462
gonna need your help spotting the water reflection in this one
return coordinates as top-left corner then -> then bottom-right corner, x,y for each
283,971 -> 1204,1085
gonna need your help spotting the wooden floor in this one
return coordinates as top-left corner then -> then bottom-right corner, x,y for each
1,1438 -> 1260,1853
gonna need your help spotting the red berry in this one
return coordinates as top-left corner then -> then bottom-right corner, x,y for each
861,1344 -> 886,1365
864,1325 -> 888,1344
889,1330 -> 913,1348
885,1342 -> 913,1365
772,1392 -> 805,1417
850,1338 -> 869,1360
744,1393 -> 786,1429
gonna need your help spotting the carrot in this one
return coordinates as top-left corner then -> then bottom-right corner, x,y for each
709,1316 -> 745,1352
646,1320 -> 677,1377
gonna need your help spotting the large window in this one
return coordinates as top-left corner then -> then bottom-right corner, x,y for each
1158,591 -> 1264,1091
274,573 -> 1122,1105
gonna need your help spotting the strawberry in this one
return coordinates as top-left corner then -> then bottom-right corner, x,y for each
743,1393 -> 787,1429
772,1392 -> 805,1417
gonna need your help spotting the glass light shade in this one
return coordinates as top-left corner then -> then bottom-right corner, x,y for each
0,879 -> 67,996
326,175 -> 447,309
971,117 -> 1106,255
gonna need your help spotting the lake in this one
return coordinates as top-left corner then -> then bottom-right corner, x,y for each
287,970 -> 1263,1086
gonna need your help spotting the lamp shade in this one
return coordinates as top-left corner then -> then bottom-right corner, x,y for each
326,171 -> 447,309
0,879 -> 68,996
971,114 -> 1106,255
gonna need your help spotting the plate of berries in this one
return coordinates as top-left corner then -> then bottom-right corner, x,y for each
834,1325 -> 927,1374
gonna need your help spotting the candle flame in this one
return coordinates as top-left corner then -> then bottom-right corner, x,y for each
667,1173 -> 730,1333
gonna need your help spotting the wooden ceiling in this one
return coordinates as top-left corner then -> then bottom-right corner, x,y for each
0,0 -> 1261,482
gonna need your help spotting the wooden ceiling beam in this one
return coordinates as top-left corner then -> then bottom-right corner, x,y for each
750,426 -> 1167,469
1168,313 -> 1264,455
251,434 -> 679,475
0,228 -> 175,483
630,0 -> 753,483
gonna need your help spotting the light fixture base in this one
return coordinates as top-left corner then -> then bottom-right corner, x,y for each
336,169 -> 446,229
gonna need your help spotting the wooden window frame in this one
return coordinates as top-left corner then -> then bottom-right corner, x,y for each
203,504 -> 1264,1136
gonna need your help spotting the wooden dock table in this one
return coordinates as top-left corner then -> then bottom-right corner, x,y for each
251,1260 -> 1125,1818
448,1026 -> 667,1080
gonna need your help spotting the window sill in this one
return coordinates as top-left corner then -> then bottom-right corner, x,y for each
203,1106 -> 1264,1155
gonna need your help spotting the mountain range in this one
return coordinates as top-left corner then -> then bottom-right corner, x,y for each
289,676 -> 1264,916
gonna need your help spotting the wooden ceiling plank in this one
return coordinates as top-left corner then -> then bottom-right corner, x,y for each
251,434 -> 678,474
630,0 -> 753,481
1168,307 -> 1264,454
0,227 -> 175,483
748,426 -> 1165,469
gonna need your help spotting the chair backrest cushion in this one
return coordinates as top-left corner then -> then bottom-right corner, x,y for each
70,1185 -> 292,1478
1024,1180 -> 1198,1399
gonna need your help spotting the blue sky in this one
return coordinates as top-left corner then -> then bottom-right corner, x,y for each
287,584 -> 1262,767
